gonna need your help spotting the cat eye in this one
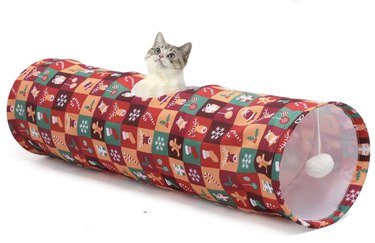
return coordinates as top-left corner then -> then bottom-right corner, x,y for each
154,48 -> 161,54
167,53 -> 175,59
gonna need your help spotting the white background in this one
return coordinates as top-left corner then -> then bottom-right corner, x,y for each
0,0 -> 374,242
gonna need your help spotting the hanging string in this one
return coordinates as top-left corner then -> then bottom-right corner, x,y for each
316,108 -> 322,154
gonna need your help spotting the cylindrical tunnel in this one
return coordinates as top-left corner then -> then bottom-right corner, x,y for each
7,59 -> 370,228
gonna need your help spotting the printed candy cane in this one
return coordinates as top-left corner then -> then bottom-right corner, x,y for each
37,143 -> 48,152
203,172 -> 221,187
55,61 -> 65,69
293,101 -> 308,109
122,152 -> 139,166
102,162 -> 117,173
69,97 -> 81,111
124,75 -> 135,87
11,87 -> 17,96
203,87 -> 215,95
178,182 -> 195,193
52,135 -> 67,148
226,130 -> 242,142
142,112 -> 155,125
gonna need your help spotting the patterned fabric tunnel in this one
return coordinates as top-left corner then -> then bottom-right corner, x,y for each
7,59 -> 370,228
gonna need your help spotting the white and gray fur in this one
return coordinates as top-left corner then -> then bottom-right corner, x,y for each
131,32 -> 192,98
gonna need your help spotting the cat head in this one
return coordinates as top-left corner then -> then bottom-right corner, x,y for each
145,32 -> 192,73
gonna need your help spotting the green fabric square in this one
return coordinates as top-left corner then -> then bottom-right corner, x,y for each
182,138 -> 201,165
271,153 -> 281,180
339,205 -> 350,214
230,92 -> 259,106
237,148 -> 257,173
14,100 -> 26,120
104,121 -> 121,146
102,81 -> 129,99
208,189 -> 236,206
58,150 -> 75,163
35,106 -> 51,129
128,168 -> 149,181
179,94 -> 208,115
77,115 -> 92,138
152,131 -> 169,156
268,108 -> 302,128
35,68 -> 58,85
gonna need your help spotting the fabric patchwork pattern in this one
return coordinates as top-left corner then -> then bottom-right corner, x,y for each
7,58 -> 370,228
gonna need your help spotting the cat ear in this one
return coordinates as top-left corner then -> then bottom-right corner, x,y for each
179,42 -> 192,61
154,32 -> 166,46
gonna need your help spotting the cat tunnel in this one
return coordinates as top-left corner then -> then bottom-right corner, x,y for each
7,59 -> 370,228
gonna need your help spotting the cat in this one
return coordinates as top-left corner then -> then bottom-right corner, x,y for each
131,32 -> 192,98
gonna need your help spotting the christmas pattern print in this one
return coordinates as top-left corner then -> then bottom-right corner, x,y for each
7,58 -> 370,228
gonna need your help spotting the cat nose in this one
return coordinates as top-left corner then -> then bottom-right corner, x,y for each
158,54 -> 164,58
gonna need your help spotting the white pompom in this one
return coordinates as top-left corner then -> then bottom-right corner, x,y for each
305,153 -> 334,178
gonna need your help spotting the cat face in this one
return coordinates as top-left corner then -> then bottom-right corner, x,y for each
145,32 -> 192,73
